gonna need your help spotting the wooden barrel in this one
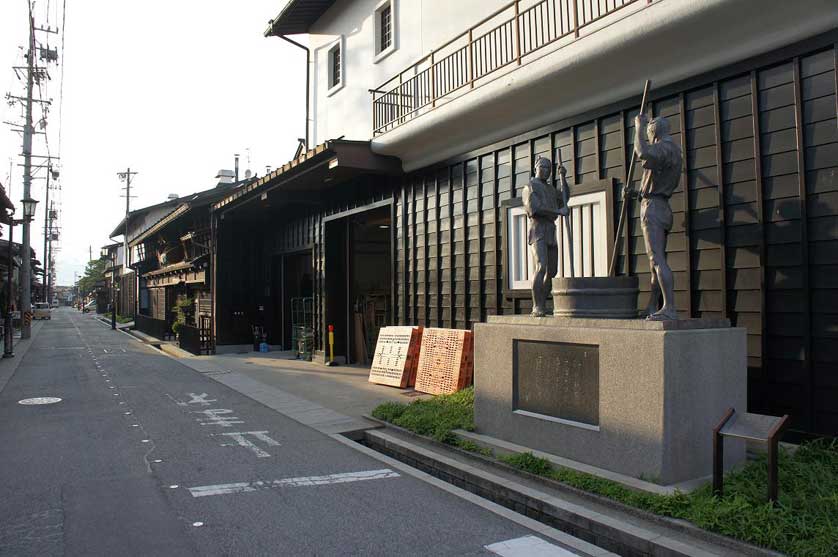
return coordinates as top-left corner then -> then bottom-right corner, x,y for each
551,276 -> 639,318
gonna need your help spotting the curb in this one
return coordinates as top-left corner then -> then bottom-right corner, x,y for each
0,320 -> 45,395
361,419 -> 782,557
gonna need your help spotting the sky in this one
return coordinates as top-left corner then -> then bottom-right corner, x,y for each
0,0 -> 306,286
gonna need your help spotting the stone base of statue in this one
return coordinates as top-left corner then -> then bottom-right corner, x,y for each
551,276 -> 639,318
473,316 -> 746,485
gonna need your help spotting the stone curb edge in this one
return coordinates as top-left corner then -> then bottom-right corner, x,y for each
362,416 -> 782,557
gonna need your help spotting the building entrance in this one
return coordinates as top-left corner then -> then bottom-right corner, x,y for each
324,205 -> 392,364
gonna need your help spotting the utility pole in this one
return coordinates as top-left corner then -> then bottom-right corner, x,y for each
20,11 -> 36,339
46,200 -> 55,304
42,164 -> 50,301
117,168 -> 137,318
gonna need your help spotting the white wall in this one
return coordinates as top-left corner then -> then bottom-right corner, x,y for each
307,0 -> 507,145
301,0 -> 838,172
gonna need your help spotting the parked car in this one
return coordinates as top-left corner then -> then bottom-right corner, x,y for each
33,302 -> 51,320
83,300 -> 96,313
51,300 -> 59,309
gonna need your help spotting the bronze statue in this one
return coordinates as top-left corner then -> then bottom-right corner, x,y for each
634,113 -> 682,320
522,156 -> 568,316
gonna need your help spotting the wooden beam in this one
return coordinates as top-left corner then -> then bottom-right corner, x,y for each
678,93 -> 693,318
712,83 -> 729,319
402,182 -> 409,325
750,71 -> 767,372
436,171 -> 444,327
792,58 -> 813,432
448,165 -> 456,328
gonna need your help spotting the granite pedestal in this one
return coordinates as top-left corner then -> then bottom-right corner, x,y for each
474,316 -> 747,485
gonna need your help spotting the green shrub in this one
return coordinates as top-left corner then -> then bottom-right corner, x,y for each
371,387 -> 474,443
372,392 -> 838,556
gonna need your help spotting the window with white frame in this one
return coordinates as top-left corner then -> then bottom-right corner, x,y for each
327,40 -> 343,93
374,0 -> 396,61
507,189 -> 609,289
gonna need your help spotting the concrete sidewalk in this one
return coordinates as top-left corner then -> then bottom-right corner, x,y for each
133,334 -> 430,436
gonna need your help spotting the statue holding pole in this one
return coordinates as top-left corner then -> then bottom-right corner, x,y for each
634,111 -> 682,320
522,156 -> 568,317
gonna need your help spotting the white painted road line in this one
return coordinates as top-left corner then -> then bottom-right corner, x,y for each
218,431 -> 281,458
188,469 -> 401,498
485,535 -> 581,557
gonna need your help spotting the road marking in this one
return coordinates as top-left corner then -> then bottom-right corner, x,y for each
188,469 -> 401,498
217,431 -> 281,458
178,393 -> 217,407
18,397 -> 62,405
485,536 -> 581,557
195,409 -> 244,427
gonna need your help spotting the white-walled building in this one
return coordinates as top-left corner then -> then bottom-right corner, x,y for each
211,0 -> 838,439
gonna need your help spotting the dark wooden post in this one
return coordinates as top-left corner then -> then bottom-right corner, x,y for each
766,414 -> 789,504
712,407 -> 735,497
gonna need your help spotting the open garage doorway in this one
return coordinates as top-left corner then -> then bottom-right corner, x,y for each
324,204 -> 392,365
271,250 -> 313,349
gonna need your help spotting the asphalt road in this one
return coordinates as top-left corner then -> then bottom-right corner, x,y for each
0,308 -> 581,556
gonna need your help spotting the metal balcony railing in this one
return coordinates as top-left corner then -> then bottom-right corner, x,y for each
371,0 -> 652,136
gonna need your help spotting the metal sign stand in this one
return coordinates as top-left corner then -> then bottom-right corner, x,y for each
713,408 -> 789,503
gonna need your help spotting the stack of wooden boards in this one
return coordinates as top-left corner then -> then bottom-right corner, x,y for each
368,326 -> 473,395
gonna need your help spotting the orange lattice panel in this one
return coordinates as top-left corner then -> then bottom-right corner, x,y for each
368,326 -> 423,388
414,328 -> 474,395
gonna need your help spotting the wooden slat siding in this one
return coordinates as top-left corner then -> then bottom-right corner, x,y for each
685,86 -> 722,318
793,57 -> 814,432
402,181 -> 409,325
494,149 -> 503,316
448,164 -> 456,328
720,75 -> 762,366
435,171 -> 443,327
479,153 -> 492,319
476,157 -> 484,322
424,176 -> 431,326
678,93 -> 694,317
750,70 -> 768,403
391,189 -> 398,327
594,118 -> 602,180
801,48 -> 838,434
463,160 -> 472,328
619,110 -> 629,275
412,178 -> 418,325
455,162 -> 466,328
713,83 -> 730,320
758,60 -> 807,428
499,146 -> 515,315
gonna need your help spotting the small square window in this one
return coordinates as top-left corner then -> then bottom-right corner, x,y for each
373,0 -> 396,63
328,43 -> 341,89
379,5 -> 392,53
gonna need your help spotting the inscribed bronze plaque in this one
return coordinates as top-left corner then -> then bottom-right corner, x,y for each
513,340 -> 599,426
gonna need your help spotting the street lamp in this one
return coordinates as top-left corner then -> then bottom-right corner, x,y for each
21,198 -> 38,221
3,211 -> 21,359
101,247 -> 117,330
18,197 -> 37,341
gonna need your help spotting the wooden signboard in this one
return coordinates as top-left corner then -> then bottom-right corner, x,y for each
415,328 -> 474,396
368,326 -> 423,388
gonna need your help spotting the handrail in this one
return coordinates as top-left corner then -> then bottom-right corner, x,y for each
372,0 -> 652,136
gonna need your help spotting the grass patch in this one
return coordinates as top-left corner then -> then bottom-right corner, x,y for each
501,443 -> 838,556
372,393 -> 838,556
371,387 -> 474,443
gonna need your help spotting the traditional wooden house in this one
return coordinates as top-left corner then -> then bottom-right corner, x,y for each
109,195 -> 183,319
212,0 -> 838,439
130,173 -> 245,353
